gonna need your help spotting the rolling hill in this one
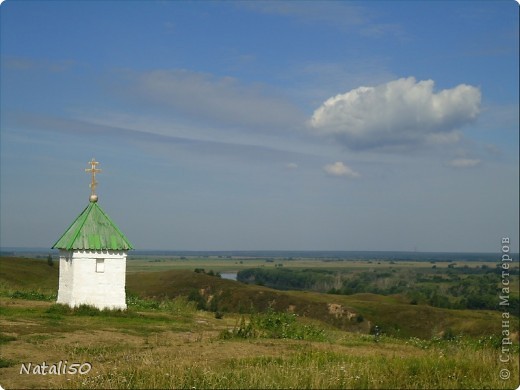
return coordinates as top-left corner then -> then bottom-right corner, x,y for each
125,268 -> 509,339
0,256 -> 514,339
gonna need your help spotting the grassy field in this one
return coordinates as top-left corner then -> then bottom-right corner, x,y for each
126,255 -> 496,273
1,256 -> 519,389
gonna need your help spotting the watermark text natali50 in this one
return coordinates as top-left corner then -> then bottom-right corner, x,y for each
20,361 -> 92,375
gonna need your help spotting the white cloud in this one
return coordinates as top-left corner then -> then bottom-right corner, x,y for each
448,158 -> 481,168
310,77 -> 481,151
323,162 -> 360,178
286,162 -> 298,169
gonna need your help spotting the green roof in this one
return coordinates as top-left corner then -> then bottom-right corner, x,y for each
53,201 -> 134,251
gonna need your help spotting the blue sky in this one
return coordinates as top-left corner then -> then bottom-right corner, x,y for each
1,0 -> 518,252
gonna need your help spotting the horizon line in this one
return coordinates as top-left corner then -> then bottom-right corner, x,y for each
1,246 -> 514,255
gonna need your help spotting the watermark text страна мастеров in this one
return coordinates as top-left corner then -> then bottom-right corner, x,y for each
498,237 -> 513,380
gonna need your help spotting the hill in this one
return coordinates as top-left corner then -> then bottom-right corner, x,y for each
126,269 -> 511,339
0,257 -> 58,292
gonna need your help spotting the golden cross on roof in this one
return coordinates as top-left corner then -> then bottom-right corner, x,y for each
85,158 -> 101,202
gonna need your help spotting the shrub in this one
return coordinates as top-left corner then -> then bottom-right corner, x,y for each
127,294 -> 196,316
187,290 -> 207,311
126,294 -> 161,310
220,310 -> 326,341
8,290 -> 56,301
46,303 -> 71,315
0,358 -> 17,368
45,303 -> 129,317
442,328 -> 456,341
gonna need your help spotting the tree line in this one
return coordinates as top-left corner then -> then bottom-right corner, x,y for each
237,266 -> 519,314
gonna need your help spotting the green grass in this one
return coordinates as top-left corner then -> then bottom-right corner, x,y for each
0,333 -> 17,344
0,295 -> 197,338
220,310 -> 328,341
1,289 -> 57,301
0,357 -> 17,368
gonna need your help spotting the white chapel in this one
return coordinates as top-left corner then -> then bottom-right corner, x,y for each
52,158 -> 133,310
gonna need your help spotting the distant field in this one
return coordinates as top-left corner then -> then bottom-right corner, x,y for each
126,256 -> 501,273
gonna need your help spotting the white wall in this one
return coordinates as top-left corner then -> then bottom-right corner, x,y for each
57,250 -> 127,310
56,251 -> 73,305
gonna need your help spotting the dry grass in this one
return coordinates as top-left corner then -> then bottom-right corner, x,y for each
1,296 -> 518,389
63,336 -> 519,389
